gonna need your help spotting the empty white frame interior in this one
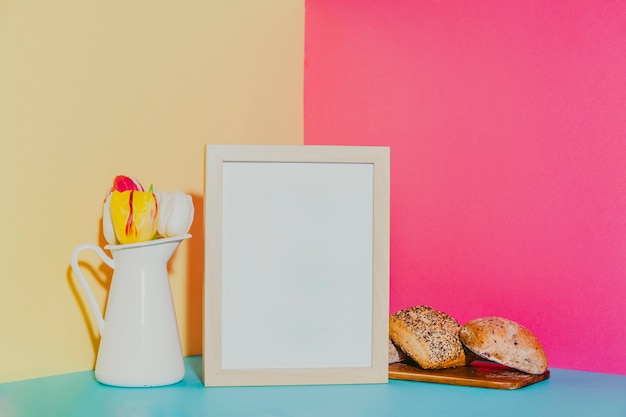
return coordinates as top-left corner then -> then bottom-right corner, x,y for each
204,145 -> 390,387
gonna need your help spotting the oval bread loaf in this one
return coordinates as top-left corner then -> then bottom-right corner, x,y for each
459,317 -> 548,375
389,305 -> 474,369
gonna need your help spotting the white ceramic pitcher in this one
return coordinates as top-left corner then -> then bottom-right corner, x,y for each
70,234 -> 190,387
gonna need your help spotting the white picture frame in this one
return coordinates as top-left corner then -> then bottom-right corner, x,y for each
203,144 -> 390,387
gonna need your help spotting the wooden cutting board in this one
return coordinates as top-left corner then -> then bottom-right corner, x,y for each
389,361 -> 550,390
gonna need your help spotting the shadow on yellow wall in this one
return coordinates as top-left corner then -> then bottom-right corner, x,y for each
183,193 -> 205,355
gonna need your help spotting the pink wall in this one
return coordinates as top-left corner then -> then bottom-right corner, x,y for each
304,0 -> 626,375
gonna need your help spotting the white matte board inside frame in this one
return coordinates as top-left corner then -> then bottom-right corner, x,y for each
203,145 -> 390,387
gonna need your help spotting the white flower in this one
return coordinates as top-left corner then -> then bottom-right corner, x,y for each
156,190 -> 194,238
102,192 -> 117,244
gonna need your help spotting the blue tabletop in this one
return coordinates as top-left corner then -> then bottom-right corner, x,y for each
1,356 -> 625,417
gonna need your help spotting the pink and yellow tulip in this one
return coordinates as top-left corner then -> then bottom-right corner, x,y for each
103,175 -> 193,245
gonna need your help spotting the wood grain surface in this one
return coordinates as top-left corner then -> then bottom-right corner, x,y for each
389,361 -> 550,390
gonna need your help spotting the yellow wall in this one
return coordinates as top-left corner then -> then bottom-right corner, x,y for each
0,0 -> 303,382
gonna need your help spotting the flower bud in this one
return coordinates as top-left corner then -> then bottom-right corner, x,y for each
109,190 -> 158,244
111,175 -> 144,192
156,190 -> 194,238
102,192 -> 116,244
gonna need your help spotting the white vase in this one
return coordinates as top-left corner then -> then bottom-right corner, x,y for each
70,234 -> 190,387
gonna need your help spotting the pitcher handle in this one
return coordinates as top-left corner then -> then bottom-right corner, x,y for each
70,243 -> 115,335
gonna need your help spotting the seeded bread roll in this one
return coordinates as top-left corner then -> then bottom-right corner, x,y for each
460,317 -> 548,375
389,305 -> 474,369
388,339 -> 407,364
